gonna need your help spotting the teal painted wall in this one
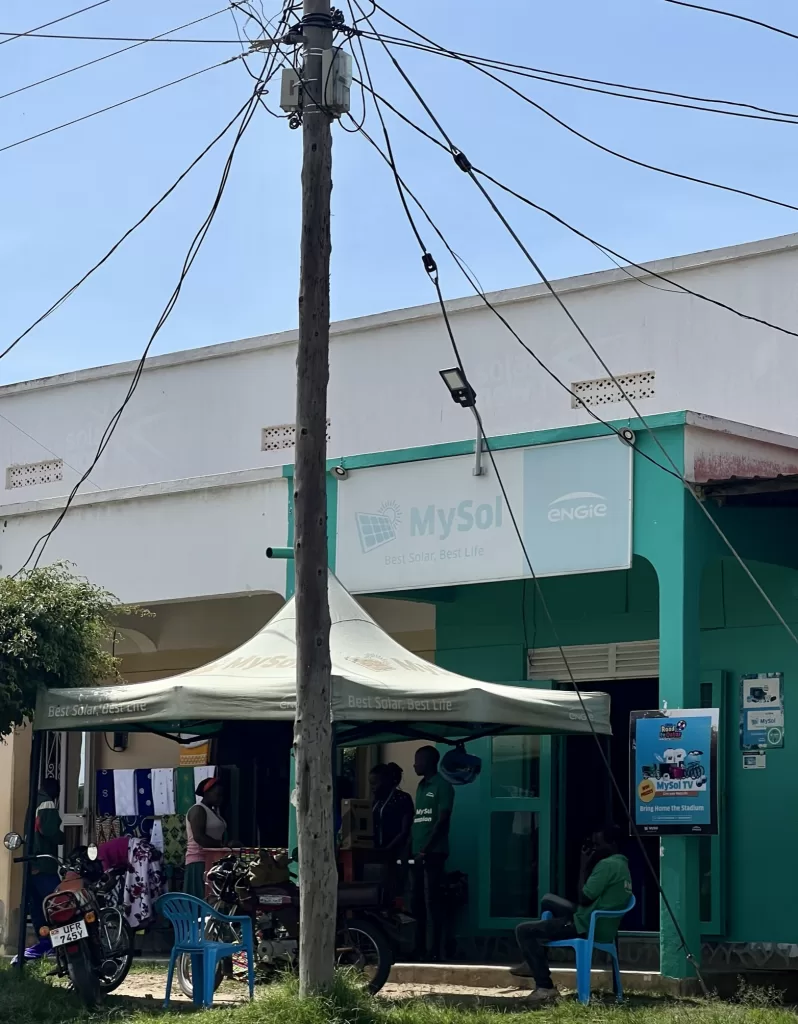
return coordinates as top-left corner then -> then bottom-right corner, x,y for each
434,553 -> 798,945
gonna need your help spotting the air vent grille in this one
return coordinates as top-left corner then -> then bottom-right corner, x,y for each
6,458 -> 64,490
527,640 -> 659,682
571,371 -> 655,408
262,420 -> 331,452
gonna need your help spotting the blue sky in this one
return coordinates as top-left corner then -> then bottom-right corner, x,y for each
1,0 -> 798,384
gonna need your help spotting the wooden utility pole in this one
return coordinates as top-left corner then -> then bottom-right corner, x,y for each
293,0 -> 336,997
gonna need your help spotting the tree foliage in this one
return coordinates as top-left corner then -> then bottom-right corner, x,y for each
0,563 -> 134,737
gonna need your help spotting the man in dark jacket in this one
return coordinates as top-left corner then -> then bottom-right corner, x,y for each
14,778 -> 64,962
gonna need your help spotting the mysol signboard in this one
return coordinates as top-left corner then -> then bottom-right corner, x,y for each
337,434 -> 633,593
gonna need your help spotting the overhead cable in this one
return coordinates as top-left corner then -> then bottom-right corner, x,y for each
365,3 -> 798,216
357,12 -> 798,657
0,0 -> 114,47
0,8 -> 232,106
16,66 -> 271,573
355,79 -> 798,346
0,75 -> 260,364
0,30 -> 244,44
355,29 -> 798,126
0,56 -> 243,158
664,0 -> 798,43
348,8 -> 710,985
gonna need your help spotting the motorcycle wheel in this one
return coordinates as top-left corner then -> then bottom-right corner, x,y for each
66,944 -> 102,1008
98,917 -> 135,993
336,917 -> 392,995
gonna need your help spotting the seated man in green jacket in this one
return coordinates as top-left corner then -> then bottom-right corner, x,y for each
13,779 -> 64,962
512,824 -> 632,1005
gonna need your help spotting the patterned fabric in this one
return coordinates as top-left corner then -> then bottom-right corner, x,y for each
121,839 -> 165,928
96,770 -> 116,815
174,768 -> 196,816
96,816 -> 122,846
151,769 -> 175,816
179,739 -> 211,767
114,770 -> 137,816
120,815 -> 154,840
150,819 -> 165,854
160,814 -> 187,867
135,769 -> 154,816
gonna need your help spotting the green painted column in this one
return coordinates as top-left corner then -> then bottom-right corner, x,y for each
649,489 -> 703,980
631,427 -> 704,981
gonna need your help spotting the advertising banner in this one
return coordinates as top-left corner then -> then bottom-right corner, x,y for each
740,672 -> 784,750
335,435 -> 633,593
630,709 -> 719,836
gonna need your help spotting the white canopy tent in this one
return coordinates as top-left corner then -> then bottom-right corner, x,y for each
34,575 -> 611,743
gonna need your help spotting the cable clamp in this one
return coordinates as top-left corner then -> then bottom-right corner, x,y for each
422,252 -> 437,277
452,148 -> 472,173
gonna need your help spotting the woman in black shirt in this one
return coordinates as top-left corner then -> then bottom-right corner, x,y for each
370,763 -> 414,855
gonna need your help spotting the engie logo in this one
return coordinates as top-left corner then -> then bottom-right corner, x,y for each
547,491 -> 608,523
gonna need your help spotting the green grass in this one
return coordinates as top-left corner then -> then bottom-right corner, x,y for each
0,963 -> 795,1024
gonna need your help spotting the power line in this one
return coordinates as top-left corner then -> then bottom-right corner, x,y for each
364,3 -> 798,216
0,0 -> 114,47
355,77 -> 798,346
353,28 -> 798,122
349,9 -> 710,983
0,55 -> 243,158
0,78 -> 262,364
664,0 -> 798,43
0,8 -> 232,106
357,13 -> 798,661
356,29 -> 798,126
0,31 -> 245,44
16,66 -> 270,574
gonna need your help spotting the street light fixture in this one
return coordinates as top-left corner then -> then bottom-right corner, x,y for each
439,366 -> 485,476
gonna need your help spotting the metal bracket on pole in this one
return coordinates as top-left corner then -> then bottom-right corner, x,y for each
266,547 -> 295,559
471,407 -> 485,476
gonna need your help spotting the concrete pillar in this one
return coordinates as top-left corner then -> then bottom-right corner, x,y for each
656,504 -> 702,980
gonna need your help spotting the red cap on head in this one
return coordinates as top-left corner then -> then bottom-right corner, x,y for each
196,776 -> 220,797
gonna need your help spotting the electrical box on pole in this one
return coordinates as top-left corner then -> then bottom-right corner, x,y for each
280,49 -> 352,116
321,48 -> 352,116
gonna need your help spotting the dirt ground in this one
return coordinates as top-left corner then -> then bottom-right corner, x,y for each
115,970 -> 535,1007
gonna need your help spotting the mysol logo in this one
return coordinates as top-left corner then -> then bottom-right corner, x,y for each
547,491 -> 608,523
410,497 -> 503,540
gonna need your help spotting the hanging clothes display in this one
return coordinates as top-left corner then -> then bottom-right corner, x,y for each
96,816 -> 122,846
134,769 -> 154,816
120,815 -> 154,840
151,768 -> 175,815
120,838 -> 165,928
96,770 -> 116,815
174,767 -> 196,815
114,770 -> 137,816
160,814 -> 188,868
150,819 -> 165,854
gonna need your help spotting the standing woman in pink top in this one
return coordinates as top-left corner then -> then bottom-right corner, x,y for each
184,778 -> 227,898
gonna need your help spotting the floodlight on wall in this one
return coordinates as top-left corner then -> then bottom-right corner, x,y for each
331,464 -> 348,479
439,367 -> 485,476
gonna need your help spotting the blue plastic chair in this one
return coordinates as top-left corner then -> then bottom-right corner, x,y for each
157,893 -> 255,1008
544,895 -> 636,1005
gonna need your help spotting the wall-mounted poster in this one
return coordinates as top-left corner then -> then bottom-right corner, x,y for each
741,672 -> 784,751
630,709 -> 719,836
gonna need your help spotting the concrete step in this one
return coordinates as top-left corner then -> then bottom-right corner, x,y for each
389,962 -> 692,997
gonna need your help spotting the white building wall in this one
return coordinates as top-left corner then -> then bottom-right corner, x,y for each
1,232 -> 798,599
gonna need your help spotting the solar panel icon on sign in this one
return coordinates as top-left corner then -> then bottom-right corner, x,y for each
356,501 -> 401,554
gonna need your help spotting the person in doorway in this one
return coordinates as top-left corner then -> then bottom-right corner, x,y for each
12,779 -> 64,962
184,777 -> 227,898
512,824 -> 633,1005
370,763 -> 414,855
411,746 -> 455,962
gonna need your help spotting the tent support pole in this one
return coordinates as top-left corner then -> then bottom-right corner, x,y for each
16,729 -> 43,969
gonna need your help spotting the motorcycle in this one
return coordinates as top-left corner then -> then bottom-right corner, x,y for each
176,849 -> 410,999
4,832 -> 134,1007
